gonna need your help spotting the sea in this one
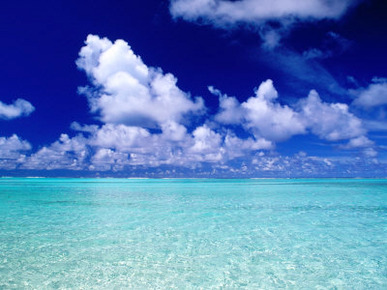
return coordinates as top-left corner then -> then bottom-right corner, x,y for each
0,178 -> 386,289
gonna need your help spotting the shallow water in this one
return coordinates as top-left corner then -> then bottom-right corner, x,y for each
0,178 -> 386,288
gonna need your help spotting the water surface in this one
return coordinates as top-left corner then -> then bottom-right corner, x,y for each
0,178 -> 386,288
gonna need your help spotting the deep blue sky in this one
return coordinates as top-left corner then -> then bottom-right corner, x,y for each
0,0 -> 386,177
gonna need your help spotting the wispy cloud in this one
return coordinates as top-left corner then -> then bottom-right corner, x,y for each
170,0 -> 359,49
0,99 -> 35,120
170,0 -> 356,25
169,0 -> 357,98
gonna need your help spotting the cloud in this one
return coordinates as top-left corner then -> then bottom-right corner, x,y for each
91,124 -> 151,152
3,35 -> 380,176
362,147 -> 378,158
0,99 -> 35,120
242,79 -> 305,141
341,135 -> 374,150
0,135 -> 31,169
213,79 -> 367,143
299,90 -> 365,141
352,77 -> 387,108
210,86 -> 243,125
170,0 -> 355,25
76,35 -> 204,128
262,48 -> 345,96
22,134 -> 88,170
170,0 -> 358,49
169,0 -> 357,98
363,120 -> 387,132
303,32 -> 351,60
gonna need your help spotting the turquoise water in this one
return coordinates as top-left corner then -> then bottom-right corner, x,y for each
0,178 -> 386,289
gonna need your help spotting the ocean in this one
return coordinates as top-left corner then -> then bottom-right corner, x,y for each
0,178 -> 386,288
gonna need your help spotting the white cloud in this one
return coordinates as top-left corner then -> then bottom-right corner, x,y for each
90,148 -> 130,171
212,80 -> 305,141
170,0 -> 354,24
0,99 -> 35,120
299,90 -> 365,141
352,77 -> 387,108
250,152 -> 338,175
223,132 -> 273,159
343,136 -> 374,149
214,79 -> 369,145
362,148 -> 378,158
363,120 -> 387,132
189,125 -> 223,160
91,124 -> 151,152
161,121 -> 188,142
22,134 -> 88,170
20,120 -> 275,171
0,135 -> 31,169
242,79 -> 305,141
5,35 -> 377,175
259,29 -> 283,50
170,0 -> 358,49
262,49 -> 345,94
76,35 -> 204,128
210,86 -> 243,125
70,122 -> 98,133
303,32 -> 351,60
303,48 -> 329,60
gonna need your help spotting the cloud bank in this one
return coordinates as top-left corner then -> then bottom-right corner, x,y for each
0,135 -> 31,169
0,35 -> 381,176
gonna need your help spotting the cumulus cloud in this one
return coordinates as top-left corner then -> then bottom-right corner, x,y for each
91,124 -> 151,152
352,77 -> 387,108
18,118 -> 274,172
22,134 -> 88,170
0,99 -> 35,120
3,35 -> 378,176
210,86 -> 243,125
0,135 -> 31,169
76,35 -> 204,128
299,90 -> 365,141
242,79 -> 305,141
213,79 -> 367,143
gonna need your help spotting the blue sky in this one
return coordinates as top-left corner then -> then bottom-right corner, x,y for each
0,0 -> 386,177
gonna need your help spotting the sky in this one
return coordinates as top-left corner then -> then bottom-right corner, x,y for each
0,0 -> 386,177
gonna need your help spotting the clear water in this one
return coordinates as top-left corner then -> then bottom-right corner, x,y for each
0,178 -> 386,289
